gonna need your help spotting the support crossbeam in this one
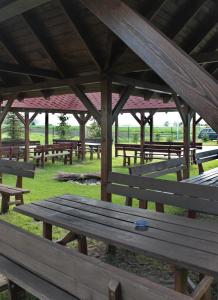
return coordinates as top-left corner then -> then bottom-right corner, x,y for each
81,0 -> 218,132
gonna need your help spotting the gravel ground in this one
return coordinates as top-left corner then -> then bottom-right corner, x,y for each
86,238 -> 218,299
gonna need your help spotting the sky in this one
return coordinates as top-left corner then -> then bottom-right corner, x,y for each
33,111 -> 205,127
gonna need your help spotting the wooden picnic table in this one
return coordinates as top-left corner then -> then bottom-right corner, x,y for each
182,167 -> 218,187
15,194 -> 218,291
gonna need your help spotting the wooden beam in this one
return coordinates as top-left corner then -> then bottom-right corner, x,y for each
71,85 -> 101,124
112,85 -> 134,123
59,0 -> 103,71
165,0 -> 206,41
29,112 -> 38,124
0,74 -> 102,97
14,112 -> 25,124
0,98 -> 14,125
0,63 -> 60,79
131,112 -> 141,124
81,1 -> 218,132
174,96 -> 193,179
193,51 -> 218,65
101,78 -> 112,201
24,112 -> 30,162
22,13 -> 68,77
45,112 -> 49,145
0,0 -> 51,24
107,0 -> 167,70
112,74 -> 172,94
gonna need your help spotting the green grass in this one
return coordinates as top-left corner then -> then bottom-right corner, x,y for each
0,156 -> 218,299
0,155 -> 218,237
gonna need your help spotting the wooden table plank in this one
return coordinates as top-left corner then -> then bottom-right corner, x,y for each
15,200 -> 218,278
57,194 -> 218,233
43,197 -> 218,243
33,199 -> 218,255
183,168 -> 218,185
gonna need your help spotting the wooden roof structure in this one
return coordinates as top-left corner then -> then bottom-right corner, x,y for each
0,0 -> 217,200
0,1 -> 217,128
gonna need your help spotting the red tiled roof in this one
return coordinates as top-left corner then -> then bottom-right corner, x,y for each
3,93 -> 176,113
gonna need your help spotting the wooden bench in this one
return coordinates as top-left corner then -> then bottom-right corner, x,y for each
195,149 -> 218,174
0,146 -> 20,161
0,220 -> 212,300
0,159 -> 35,214
33,144 -> 73,167
127,158 -> 186,210
107,171 -> 218,217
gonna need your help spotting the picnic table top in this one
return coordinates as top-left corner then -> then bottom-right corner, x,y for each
182,167 -> 218,187
15,194 -> 218,278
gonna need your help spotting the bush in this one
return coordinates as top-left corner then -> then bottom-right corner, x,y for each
3,112 -> 24,140
88,119 -> 101,138
56,114 -> 71,139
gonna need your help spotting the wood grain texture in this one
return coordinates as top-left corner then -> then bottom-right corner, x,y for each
0,220 -> 193,300
81,0 -> 218,132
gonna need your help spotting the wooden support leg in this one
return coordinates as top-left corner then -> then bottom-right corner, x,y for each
139,200 -> 148,209
56,232 -> 77,246
125,197 -> 132,207
8,281 -> 26,300
188,210 -> 196,219
108,279 -> 121,300
192,275 -> 213,300
156,203 -> 164,213
1,194 -> 10,214
174,267 -> 188,294
77,235 -> 88,255
43,222 -> 52,240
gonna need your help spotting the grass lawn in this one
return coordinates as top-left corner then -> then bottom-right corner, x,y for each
0,155 -> 218,239
0,156 -> 217,300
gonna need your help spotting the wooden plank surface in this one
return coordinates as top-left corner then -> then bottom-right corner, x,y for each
0,256 -> 77,300
15,195 -> 218,278
183,168 -> 218,187
81,0 -> 218,132
0,221 -> 192,300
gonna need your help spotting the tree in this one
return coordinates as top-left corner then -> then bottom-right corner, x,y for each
56,114 -> 70,139
3,112 -> 24,140
88,118 -> 101,138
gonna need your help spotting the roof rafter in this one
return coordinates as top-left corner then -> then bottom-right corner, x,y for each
81,0 -> 218,131
0,0 -> 52,24
0,28 -> 33,84
0,63 -> 60,79
105,0 -> 167,71
21,13 -> 68,78
167,0 -> 207,40
58,0 -> 103,72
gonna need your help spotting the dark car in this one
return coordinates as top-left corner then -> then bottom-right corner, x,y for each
198,128 -> 218,140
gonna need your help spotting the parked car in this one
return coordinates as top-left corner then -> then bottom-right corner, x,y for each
198,128 -> 218,140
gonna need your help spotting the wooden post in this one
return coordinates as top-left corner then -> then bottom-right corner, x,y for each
140,113 -> 145,164
192,113 -> 196,146
45,112 -> 49,145
150,114 -> 154,142
24,112 -> 30,162
115,117 -> 118,157
183,114 -> 191,179
80,114 -> 86,160
101,78 -> 112,201
174,96 -> 192,179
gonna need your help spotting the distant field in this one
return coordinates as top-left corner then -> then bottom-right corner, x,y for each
1,124 -> 217,145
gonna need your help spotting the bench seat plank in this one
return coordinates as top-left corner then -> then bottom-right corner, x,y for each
0,184 -> 29,195
0,220 -> 192,300
0,256 -> 77,300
